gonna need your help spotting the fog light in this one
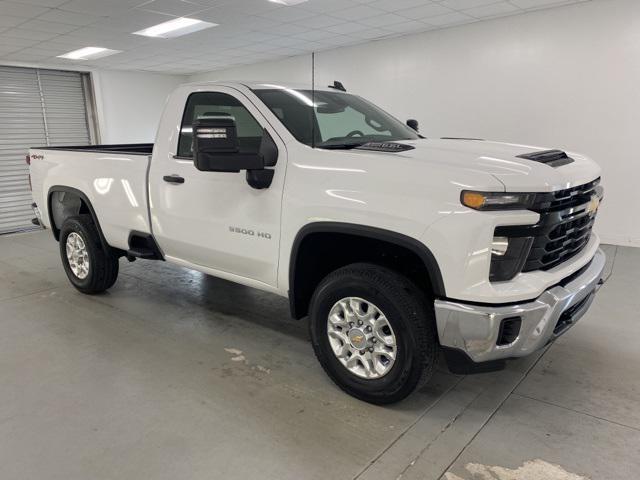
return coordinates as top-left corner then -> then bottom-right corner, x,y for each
491,236 -> 509,256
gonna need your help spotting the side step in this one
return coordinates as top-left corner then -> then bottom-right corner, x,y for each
126,247 -> 159,260
126,231 -> 164,262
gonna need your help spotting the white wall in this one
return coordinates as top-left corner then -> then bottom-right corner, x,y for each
190,0 -> 640,247
93,70 -> 187,144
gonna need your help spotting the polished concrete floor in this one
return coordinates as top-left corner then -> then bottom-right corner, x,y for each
0,230 -> 638,480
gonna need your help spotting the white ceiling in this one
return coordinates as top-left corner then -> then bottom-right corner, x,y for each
0,0 -> 590,75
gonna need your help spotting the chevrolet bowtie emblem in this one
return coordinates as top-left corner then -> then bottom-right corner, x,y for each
352,335 -> 364,343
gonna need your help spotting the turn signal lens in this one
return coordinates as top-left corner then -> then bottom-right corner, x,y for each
461,191 -> 486,209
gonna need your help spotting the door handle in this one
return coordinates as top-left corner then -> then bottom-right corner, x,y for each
163,174 -> 184,184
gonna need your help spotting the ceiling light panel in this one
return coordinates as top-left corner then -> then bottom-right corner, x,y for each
133,17 -> 217,38
268,0 -> 309,5
57,47 -> 121,60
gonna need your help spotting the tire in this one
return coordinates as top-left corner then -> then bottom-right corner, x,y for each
59,215 -> 119,294
309,263 -> 438,404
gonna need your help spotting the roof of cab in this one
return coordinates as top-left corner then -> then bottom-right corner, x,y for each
185,80 -> 347,93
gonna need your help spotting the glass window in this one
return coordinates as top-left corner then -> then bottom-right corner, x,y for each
177,92 -> 263,158
253,88 -> 419,149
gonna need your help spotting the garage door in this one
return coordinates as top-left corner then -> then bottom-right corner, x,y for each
0,66 -> 93,234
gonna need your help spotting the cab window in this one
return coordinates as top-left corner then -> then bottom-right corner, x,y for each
177,92 -> 263,158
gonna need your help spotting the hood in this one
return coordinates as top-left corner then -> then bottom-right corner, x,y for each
351,138 -> 601,192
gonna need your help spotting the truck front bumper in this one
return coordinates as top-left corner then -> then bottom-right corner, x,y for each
434,248 -> 606,373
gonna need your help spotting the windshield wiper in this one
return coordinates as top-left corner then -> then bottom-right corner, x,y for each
317,142 -> 366,150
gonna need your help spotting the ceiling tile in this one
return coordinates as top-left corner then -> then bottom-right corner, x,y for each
0,34 -> 41,47
58,0 -> 145,16
10,0 -> 68,7
510,0 -> 576,8
0,1 -> 50,18
332,4 -> 388,20
396,3 -> 453,19
348,27 -> 395,39
439,0 -> 502,9
99,9 -> 177,32
291,28 -> 345,41
16,19 -> 80,33
325,22 -> 371,34
243,42 -> 281,53
2,25 -> 61,40
0,44 -> 23,55
258,5 -> 316,22
266,22 -> 309,35
35,9 -> 104,26
368,0 -> 432,12
297,14 -> 345,28
3,51 -> 52,61
383,19 -> 430,33
230,15 -> 281,30
136,0 -> 209,16
424,11 -> 475,26
316,34 -> 358,46
199,0 -> 282,15
59,26 -> 119,40
359,13 -> 408,27
0,14 -> 28,28
298,0 -> 360,13
24,45 -> 67,55
463,1 -> 520,18
189,5 -> 246,23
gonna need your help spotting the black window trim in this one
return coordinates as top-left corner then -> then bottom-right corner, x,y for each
176,90 -> 264,159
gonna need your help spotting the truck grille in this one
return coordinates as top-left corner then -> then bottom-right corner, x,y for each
496,178 -> 602,272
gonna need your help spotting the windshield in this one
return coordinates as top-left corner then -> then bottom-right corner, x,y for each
252,88 -> 419,149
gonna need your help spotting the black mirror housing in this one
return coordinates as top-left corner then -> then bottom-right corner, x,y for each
407,119 -> 419,132
193,116 -> 264,172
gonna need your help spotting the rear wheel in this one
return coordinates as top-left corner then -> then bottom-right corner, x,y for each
309,263 -> 438,404
59,215 -> 119,294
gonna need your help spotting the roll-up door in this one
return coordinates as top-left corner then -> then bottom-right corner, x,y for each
0,66 -> 93,234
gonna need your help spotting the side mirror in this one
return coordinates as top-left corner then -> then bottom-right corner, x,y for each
193,116 -> 264,172
406,119 -> 419,132
193,116 -> 278,189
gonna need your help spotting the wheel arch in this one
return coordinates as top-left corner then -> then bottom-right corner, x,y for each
47,185 -> 110,251
288,222 -> 446,319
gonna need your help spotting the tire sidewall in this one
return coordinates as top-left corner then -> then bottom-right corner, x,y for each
310,272 -> 423,401
59,218 -> 100,290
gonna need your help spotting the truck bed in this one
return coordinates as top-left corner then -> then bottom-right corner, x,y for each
29,145 -> 152,251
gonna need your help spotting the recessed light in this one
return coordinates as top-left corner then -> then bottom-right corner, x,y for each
57,47 -> 121,60
268,0 -> 309,5
133,17 -> 217,38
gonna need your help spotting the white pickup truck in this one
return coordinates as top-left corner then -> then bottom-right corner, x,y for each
28,81 -> 605,404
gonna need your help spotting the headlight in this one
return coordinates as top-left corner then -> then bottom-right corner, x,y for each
461,191 -> 536,211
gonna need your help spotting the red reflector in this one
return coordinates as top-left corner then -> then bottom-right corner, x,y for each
26,154 -> 31,165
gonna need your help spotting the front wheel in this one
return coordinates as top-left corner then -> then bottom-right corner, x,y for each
59,215 -> 119,294
309,263 -> 438,404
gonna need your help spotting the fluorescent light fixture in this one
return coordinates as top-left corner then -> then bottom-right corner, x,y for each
133,17 -> 217,38
57,47 -> 121,60
268,0 -> 309,4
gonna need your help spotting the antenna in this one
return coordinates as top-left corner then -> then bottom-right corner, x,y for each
311,51 -> 315,149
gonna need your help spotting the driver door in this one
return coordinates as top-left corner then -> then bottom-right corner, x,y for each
149,87 -> 286,287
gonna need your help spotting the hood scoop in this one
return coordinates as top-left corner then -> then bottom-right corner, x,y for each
355,142 -> 415,153
516,149 -> 574,168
